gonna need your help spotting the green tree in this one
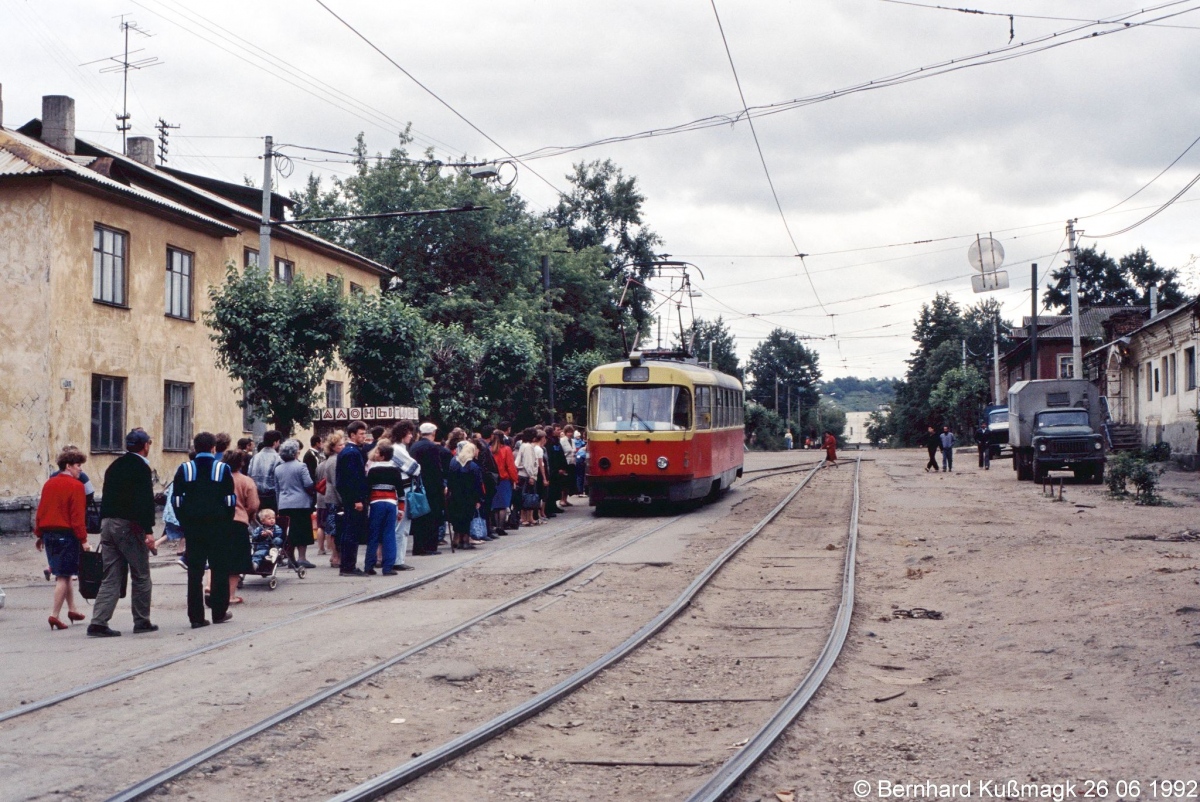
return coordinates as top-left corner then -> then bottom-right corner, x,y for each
340,293 -> 430,408
929,366 -> 989,437
1044,245 -> 1185,312
424,324 -> 485,430
865,407 -> 893,446
546,159 -> 663,335
680,316 -> 740,376
746,329 -> 821,414
556,348 -> 611,424
205,264 -> 346,435
744,403 -> 786,450
478,321 -> 541,425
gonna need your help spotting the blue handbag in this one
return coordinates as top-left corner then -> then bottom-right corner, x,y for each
405,476 -> 432,519
469,512 -> 488,541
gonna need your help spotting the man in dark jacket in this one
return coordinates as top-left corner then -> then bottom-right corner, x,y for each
924,426 -> 940,473
88,428 -> 158,637
335,421 -> 370,575
409,422 -> 449,555
172,432 -> 237,628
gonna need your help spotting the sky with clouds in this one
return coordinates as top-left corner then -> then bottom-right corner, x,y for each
3,0 -> 1198,380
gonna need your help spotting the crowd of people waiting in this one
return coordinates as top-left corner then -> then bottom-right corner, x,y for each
31,420 -> 589,635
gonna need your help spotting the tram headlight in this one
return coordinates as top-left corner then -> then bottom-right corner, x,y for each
656,456 -> 669,470
598,457 -> 611,470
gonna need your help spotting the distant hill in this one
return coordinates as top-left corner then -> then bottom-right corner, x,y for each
820,376 -> 896,412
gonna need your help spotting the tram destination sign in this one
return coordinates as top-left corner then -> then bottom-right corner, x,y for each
318,406 -> 420,422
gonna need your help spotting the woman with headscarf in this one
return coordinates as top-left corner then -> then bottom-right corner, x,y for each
275,439 -> 316,568
446,441 -> 486,550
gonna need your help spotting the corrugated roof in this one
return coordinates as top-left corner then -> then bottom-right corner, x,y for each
0,127 -> 240,236
75,138 -> 390,276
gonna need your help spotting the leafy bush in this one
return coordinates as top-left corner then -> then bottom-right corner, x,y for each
745,403 -> 786,450
1106,451 -> 1164,504
1105,452 -> 1137,494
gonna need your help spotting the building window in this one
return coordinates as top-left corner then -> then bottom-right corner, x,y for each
163,382 -> 194,451
275,258 -> 294,285
327,274 -> 343,294
241,384 -> 262,433
1168,353 -> 1177,396
244,248 -> 259,270
165,247 -> 194,319
1186,348 -> 1196,391
93,225 -> 128,306
1058,355 -> 1074,379
1154,366 -> 1160,395
326,380 -> 344,409
91,375 -> 126,452
349,281 -> 365,297
1147,363 -> 1154,400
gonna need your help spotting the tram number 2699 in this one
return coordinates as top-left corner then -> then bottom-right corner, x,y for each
619,453 -> 648,466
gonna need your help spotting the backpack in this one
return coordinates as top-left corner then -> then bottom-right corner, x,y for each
174,458 -> 234,524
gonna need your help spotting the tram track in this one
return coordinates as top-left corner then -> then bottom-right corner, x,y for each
326,457 -> 859,801
71,461 -> 820,802
0,516 -> 594,726
2,460 -> 821,801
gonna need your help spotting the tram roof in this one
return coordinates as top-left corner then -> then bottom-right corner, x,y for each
588,358 -> 743,390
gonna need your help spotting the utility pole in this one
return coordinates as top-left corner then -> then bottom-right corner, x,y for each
962,339 -> 967,370
543,254 -> 555,422
787,385 -> 792,424
1030,263 -> 1039,380
154,118 -> 179,164
774,375 -> 779,412
1067,220 -> 1082,377
259,136 -> 273,274
993,318 -> 1001,405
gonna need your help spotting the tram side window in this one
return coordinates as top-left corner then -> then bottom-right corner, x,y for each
714,388 -> 723,428
696,386 -> 712,430
673,387 -> 692,429
721,388 -> 730,427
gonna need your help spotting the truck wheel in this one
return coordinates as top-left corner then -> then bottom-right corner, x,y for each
1092,466 -> 1106,484
1017,453 -> 1033,481
1033,462 -> 1045,483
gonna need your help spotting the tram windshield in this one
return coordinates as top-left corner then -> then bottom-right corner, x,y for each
591,385 -> 692,431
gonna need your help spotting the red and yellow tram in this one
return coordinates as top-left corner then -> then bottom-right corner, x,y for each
585,354 -> 744,506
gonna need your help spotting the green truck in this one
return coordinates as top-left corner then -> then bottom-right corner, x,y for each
1008,379 -> 1106,483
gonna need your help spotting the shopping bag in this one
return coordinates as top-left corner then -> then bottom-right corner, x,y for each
78,549 -> 104,600
469,512 -> 488,541
405,476 -> 431,519
85,502 -> 102,535
522,484 -> 541,511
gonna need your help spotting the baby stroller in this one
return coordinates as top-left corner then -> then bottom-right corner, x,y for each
249,513 -> 306,590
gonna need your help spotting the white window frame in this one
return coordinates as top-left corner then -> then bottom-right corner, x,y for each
165,247 -> 194,320
163,381 -> 194,452
93,224 -> 128,307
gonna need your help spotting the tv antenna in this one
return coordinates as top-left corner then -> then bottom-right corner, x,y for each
81,16 -> 162,150
155,118 -> 180,164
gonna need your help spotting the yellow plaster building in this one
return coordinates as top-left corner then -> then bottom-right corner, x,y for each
0,95 -> 389,529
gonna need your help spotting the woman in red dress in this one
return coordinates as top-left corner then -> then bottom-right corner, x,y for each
822,431 -> 839,468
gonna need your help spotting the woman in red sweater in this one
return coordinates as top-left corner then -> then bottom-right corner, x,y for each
35,448 -> 91,630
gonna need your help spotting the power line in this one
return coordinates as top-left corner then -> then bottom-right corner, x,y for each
877,0 -> 1200,30
313,0 -> 566,199
1082,168 -> 1200,238
510,2 -> 1200,162
131,0 -> 464,159
708,0 -> 827,319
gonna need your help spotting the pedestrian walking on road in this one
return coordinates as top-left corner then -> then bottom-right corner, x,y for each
975,421 -> 991,470
822,431 -> 839,468
940,426 -> 956,472
172,432 -> 237,629
36,447 -> 90,630
924,426 -> 941,473
364,440 -> 405,575
89,428 -> 157,638
275,439 -> 316,569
